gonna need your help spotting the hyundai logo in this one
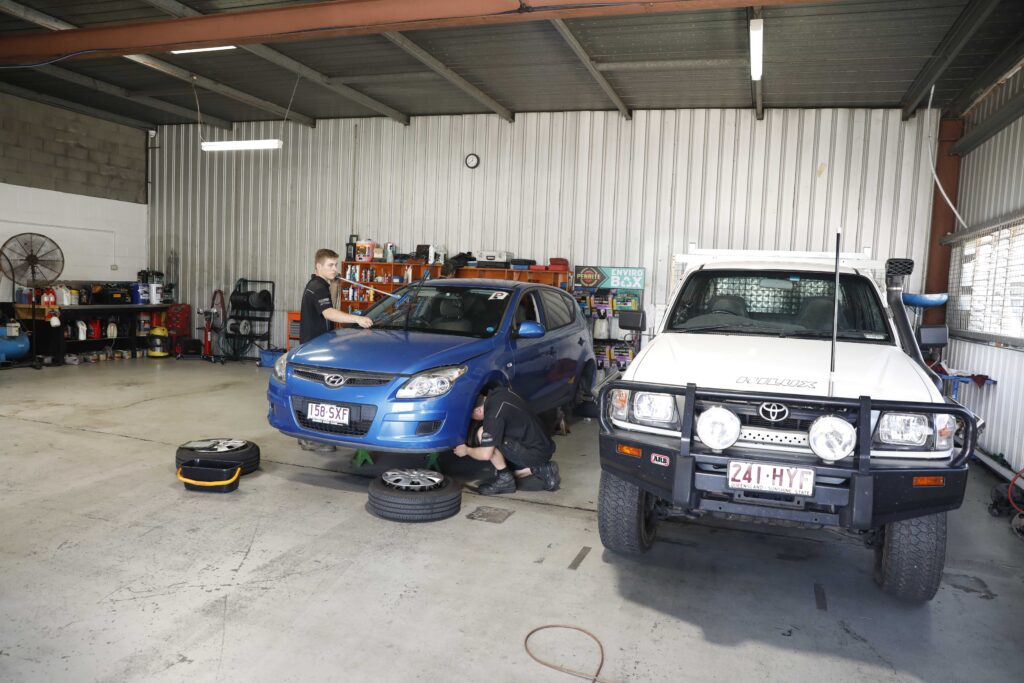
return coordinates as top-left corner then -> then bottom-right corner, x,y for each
758,402 -> 789,422
324,374 -> 347,387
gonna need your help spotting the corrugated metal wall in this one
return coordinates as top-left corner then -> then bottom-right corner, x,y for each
947,339 -> 1024,473
957,69 -> 1024,226
150,108 -> 939,349
948,68 -> 1024,474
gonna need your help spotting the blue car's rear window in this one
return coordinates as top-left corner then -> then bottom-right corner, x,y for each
364,286 -> 512,338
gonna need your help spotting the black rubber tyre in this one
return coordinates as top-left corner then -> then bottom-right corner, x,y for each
176,439 -> 260,475
873,512 -> 947,602
598,470 -> 657,554
367,472 -> 462,523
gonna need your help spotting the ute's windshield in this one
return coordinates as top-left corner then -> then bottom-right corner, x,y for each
667,270 -> 892,343
363,285 -> 512,338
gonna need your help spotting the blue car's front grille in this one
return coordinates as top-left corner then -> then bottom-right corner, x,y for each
292,396 -> 377,436
291,364 -> 395,388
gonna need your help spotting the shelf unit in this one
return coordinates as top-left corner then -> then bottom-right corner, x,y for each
338,262 -> 440,310
337,261 -> 571,312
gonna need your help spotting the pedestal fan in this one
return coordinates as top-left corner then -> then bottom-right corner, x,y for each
0,233 -> 65,368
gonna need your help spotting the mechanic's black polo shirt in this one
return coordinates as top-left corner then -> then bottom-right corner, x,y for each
479,387 -> 555,466
299,274 -> 333,344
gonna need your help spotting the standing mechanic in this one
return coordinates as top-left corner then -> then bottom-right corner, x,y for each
297,248 -> 373,453
454,388 -> 560,495
300,248 -> 373,344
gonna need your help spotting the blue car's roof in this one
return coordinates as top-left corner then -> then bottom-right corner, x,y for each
418,278 -> 560,290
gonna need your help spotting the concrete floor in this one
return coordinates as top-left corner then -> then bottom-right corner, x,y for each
1,359 -> 1022,683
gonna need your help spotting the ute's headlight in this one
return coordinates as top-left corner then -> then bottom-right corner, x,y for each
633,392 -> 677,424
809,415 -> 856,462
396,365 -> 467,399
695,406 -> 741,451
609,389 -> 630,422
877,413 -> 930,447
272,354 -> 288,383
934,414 -> 955,451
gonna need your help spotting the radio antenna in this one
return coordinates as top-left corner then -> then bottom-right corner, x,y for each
828,228 -> 842,397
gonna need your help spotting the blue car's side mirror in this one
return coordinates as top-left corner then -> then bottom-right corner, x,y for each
517,321 -> 546,339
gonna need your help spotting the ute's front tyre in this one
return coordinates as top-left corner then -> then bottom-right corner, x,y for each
598,470 -> 657,554
874,512 -> 947,602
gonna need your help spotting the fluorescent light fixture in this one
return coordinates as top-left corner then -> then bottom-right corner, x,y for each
171,45 -> 237,54
749,18 -> 764,81
201,139 -> 283,152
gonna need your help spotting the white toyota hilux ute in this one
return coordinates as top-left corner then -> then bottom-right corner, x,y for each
597,252 -> 978,602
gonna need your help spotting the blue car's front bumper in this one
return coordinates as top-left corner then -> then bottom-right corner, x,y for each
267,373 -> 476,453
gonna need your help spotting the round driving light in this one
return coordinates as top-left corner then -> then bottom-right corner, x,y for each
695,406 -> 741,451
808,415 -> 856,462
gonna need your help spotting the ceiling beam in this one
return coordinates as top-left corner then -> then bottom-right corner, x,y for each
949,88 -> 1024,156
946,31 -> 1024,118
37,64 -> 232,130
550,19 -> 629,120
900,0 -> 1002,121
0,0 -> 846,63
139,0 -> 408,125
595,58 -> 747,72
381,32 -> 513,122
0,0 -> 315,127
0,81 -> 155,130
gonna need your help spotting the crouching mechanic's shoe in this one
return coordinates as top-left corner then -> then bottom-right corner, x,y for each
478,469 -> 516,495
532,461 -> 561,491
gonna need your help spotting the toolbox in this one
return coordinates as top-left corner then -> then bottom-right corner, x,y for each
478,250 -> 512,263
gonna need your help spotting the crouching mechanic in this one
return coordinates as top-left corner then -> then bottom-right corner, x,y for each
453,387 -> 560,495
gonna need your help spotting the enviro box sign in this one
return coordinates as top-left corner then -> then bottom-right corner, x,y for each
573,266 -> 645,290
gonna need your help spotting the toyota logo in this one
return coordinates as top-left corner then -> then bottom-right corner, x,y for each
758,402 -> 789,422
324,374 -> 347,387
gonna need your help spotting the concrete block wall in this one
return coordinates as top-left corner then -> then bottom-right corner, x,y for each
0,92 -> 147,204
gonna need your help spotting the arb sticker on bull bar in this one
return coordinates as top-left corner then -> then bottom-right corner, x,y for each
651,453 -> 670,467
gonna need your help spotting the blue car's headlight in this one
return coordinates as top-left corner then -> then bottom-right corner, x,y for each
272,354 -> 288,383
397,365 -> 468,399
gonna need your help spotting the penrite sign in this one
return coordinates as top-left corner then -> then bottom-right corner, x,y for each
573,265 -> 645,290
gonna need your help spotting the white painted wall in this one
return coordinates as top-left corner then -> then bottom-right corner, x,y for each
0,182 -> 148,291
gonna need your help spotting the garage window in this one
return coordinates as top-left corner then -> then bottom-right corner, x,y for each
948,218 -> 1024,343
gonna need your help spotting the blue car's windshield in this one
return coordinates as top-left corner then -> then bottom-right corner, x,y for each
364,285 -> 512,338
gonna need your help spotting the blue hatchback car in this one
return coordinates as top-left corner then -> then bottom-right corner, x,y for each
267,279 -> 596,452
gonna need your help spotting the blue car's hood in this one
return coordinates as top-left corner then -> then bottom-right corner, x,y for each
291,329 -> 496,374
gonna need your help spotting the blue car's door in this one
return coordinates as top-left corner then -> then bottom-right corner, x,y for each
536,288 -> 580,408
509,290 -> 550,403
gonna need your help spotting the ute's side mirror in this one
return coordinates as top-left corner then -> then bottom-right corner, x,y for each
618,310 -> 646,332
516,321 -> 546,339
916,325 -> 948,350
